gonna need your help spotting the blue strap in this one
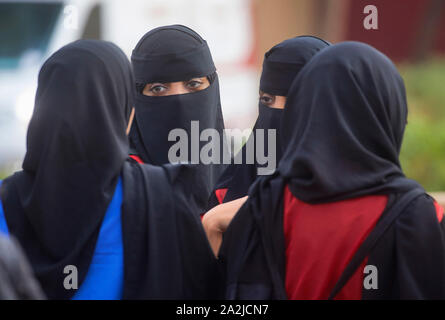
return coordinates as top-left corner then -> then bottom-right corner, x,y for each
72,177 -> 124,300
0,180 -> 9,237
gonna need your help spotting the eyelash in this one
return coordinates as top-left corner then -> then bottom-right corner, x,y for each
260,96 -> 274,104
150,84 -> 167,93
146,79 -> 204,95
187,80 -> 203,89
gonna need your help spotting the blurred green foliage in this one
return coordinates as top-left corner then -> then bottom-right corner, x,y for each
0,169 -> 10,180
399,57 -> 445,191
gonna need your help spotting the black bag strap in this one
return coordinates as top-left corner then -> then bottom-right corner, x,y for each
328,188 -> 425,300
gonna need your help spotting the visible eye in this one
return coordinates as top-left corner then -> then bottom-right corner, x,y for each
259,94 -> 275,106
149,84 -> 168,94
186,79 -> 203,90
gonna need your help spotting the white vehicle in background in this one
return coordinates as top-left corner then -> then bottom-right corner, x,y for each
0,0 -> 103,169
0,0 -> 257,171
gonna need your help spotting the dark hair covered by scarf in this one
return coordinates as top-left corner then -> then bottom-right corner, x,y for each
0,40 -> 134,299
279,41 -> 422,204
132,24 -> 216,85
260,35 -> 331,96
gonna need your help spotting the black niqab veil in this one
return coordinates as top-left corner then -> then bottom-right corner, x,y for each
209,36 -> 330,207
279,41 -> 422,203
219,42 -> 445,300
129,25 -> 228,203
0,40 -> 133,298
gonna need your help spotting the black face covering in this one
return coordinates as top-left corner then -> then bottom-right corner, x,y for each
0,40 -> 134,299
208,36 -> 330,207
279,41 -> 422,203
219,42 -> 434,300
129,25 -> 228,201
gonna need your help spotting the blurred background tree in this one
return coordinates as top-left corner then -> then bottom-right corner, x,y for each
400,58 -> 445,191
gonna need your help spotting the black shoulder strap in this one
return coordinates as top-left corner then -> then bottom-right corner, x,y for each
328,188 -> 425,300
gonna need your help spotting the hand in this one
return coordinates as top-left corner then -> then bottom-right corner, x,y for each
202,196 -> 248,257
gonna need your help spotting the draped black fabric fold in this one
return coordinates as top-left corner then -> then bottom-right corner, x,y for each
121,161 -> 221,299
279,41 -> 422,203
0,40 -> 133,299
219,42 -> 445,300
132,42 -> 215,84
208,36 -> 330,208
219,172 -> 287,300
129,25 -> 228,206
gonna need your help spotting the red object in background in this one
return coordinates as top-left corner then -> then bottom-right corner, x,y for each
345,0 -> 445,62
435,11 -> 445,53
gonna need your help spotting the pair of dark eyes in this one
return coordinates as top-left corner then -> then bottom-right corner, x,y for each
148,79 -> 204,94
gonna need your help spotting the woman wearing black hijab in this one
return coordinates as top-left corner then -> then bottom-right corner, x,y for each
129,25 -> 228,206
217,42 -> 445,299
0,40 -> 219,299
207,36 -> 330,208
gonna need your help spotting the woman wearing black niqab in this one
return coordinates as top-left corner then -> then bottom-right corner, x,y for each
218,42 -> 445,299
0,40 -> 219,299
207,36 -> 330,208
129,25 -> 228,206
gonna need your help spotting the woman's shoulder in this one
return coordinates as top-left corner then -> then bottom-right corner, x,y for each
395,192 -> 444,229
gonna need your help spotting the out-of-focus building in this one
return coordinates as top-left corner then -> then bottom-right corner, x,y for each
1,0 -> 444,171
0,0 -> 259,166
252,0 -> 445,64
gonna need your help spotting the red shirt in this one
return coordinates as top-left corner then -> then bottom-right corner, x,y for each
283,186 -> 387,300
283,186 -> 444,300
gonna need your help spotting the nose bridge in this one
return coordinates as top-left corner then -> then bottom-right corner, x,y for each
170,81 -> 189,95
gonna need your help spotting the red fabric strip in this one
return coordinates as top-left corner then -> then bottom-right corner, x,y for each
129,154 -> 144,164
283,186 -> 387,300
215,188 -> 228,204
434,201 -> 444,223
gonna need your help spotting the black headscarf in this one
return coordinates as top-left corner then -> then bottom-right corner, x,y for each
279,41 -> 422,203
220,42 -> 432,300
129,25 -> 228,203
0,40 -> 133,299
0,40 -> 220,300
208,36 -> 330,207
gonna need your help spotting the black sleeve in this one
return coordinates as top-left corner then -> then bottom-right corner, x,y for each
121,161 -> 221,299
219,200 -> 274,300
219,175 -> 287,300
365,194 -> 445,299
164,163 -> 224,298
163,163 -> 215,215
